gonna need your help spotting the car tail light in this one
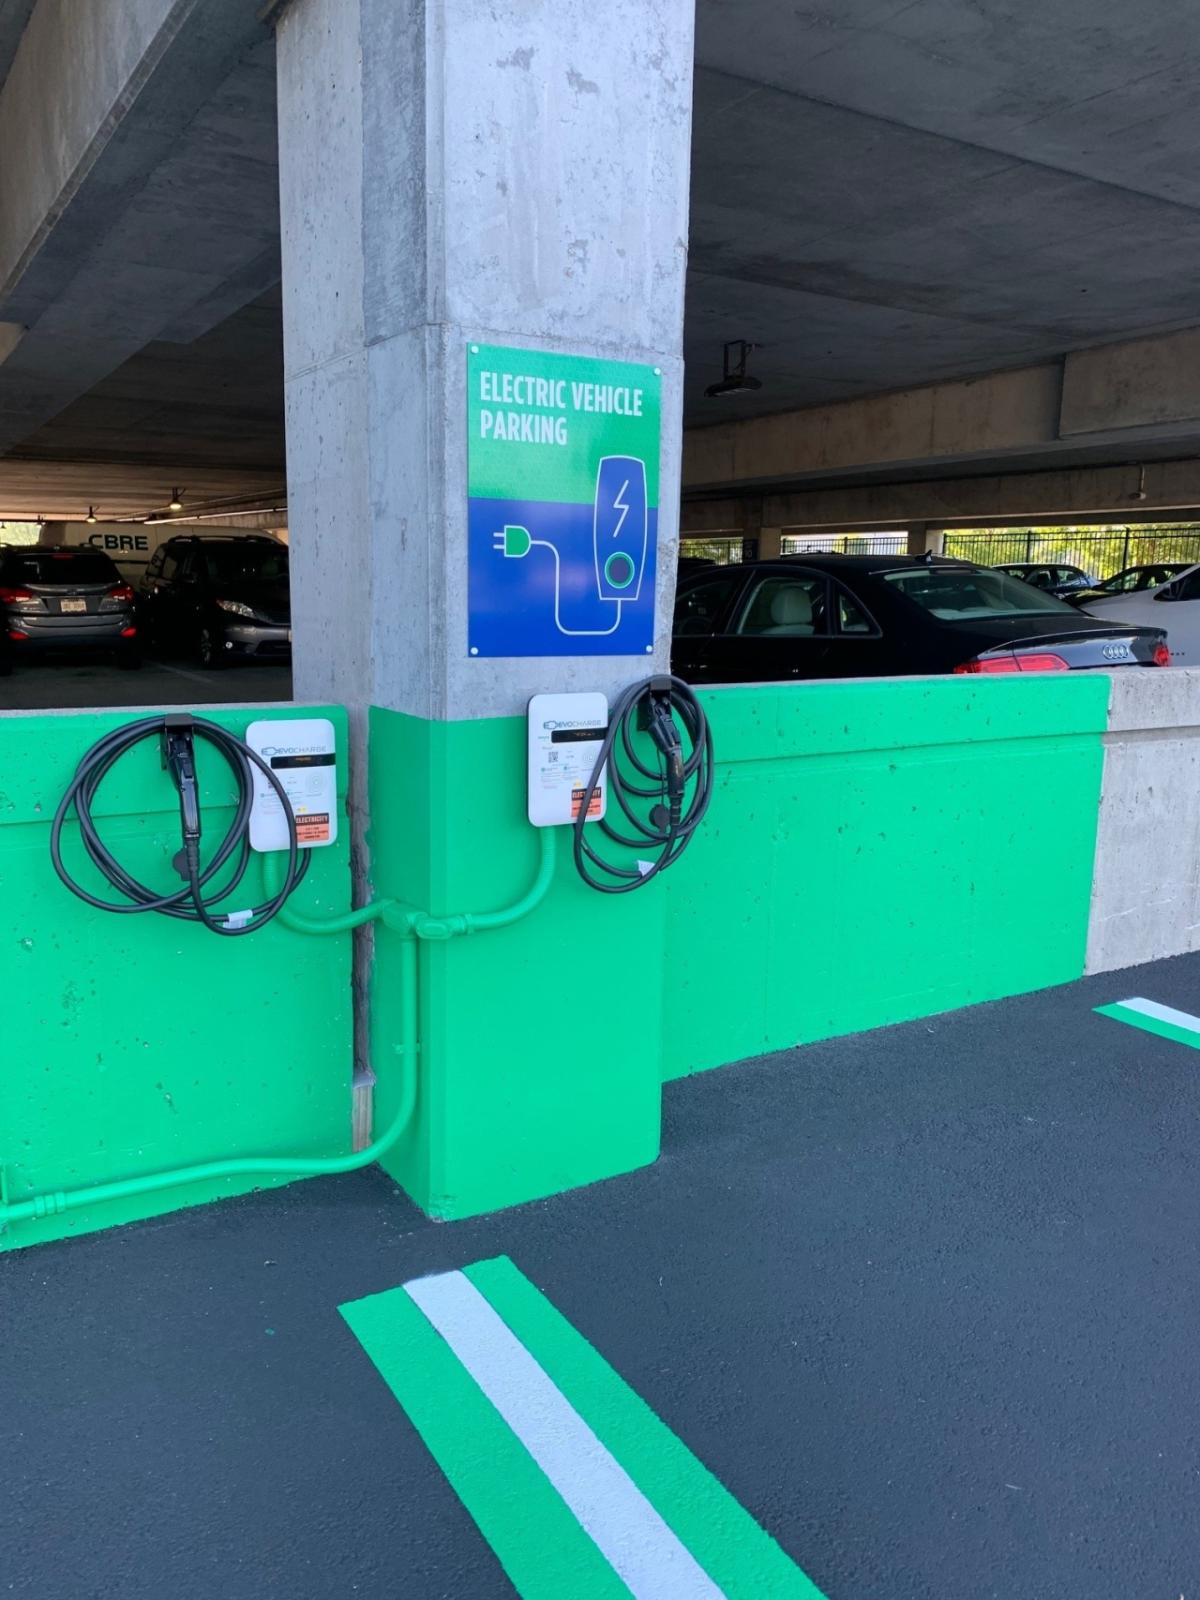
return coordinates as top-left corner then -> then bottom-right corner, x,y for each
8,629 -> 29,641
0,586 -> 34,604
954,652 -> 1070,674
1153,642 -> 1171,667
120,626 -> 138,638
108,584 -> 134,602
100,583 -> 135,612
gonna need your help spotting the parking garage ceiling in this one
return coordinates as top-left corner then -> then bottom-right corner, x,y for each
2,0 -> 1200,508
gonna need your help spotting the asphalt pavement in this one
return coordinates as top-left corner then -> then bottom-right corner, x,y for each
4,954 -> 1200,1598
0,654 -> 292,711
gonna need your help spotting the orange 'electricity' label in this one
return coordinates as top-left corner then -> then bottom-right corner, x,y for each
296,813 -> 331,844
570,788 -> 602,820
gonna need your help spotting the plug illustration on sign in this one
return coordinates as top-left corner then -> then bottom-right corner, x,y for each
494,455 -> 648,638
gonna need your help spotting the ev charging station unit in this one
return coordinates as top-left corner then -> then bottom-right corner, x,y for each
0,678 -> 711,1237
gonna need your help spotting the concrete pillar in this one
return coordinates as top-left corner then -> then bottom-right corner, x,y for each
275,0 -> 696,1217
756,527 -> 784,560
906,523 -> 944,556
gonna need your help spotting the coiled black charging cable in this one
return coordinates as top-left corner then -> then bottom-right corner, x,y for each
50,713 -> 308,936
572,675 -> 713,893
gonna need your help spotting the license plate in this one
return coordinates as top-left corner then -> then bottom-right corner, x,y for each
60,599 -> 87,613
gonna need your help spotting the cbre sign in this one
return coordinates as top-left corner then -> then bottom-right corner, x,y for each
86,531 -> 150,555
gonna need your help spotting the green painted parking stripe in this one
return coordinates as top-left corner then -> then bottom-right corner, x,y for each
341,1274 -> 629,1599
1096,996 -> 1200,1050
340,1257 -> 826,1599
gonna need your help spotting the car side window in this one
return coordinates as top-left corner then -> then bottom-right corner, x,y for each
673,571 -> 741,636
836,588 -> 877,634
144,547 -> 165,581
159,547 -> 182,582
1174,570 -> 1200,601
734,575 -> 829,636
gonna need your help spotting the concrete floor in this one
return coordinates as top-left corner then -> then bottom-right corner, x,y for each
0,655 -> 293,710
4,954 -> 1200,1598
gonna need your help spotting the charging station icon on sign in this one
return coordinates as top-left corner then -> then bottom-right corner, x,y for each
594,456 -> 648,603
467,344 -> 661,658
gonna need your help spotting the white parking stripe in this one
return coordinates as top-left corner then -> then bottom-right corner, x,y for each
1112,996 -> 1200,1034
405,1270 -> 725,1600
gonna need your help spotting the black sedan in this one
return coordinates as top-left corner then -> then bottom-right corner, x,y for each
993,561 -> 1098,597
0,545 -> 139,673
671,555 -> 1170,682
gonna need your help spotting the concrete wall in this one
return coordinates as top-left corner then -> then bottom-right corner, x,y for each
1087,669 -> 1200,975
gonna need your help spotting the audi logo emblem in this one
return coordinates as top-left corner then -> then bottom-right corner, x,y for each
1102,642 -> 1130,660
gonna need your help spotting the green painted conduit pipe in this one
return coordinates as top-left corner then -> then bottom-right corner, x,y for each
0,830 -> 558,1233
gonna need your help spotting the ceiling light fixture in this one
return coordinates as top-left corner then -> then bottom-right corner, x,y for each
704,339 -> 762,399
85,505 -> 97,524
168,489 -> 184,512
143,505 -> 287,527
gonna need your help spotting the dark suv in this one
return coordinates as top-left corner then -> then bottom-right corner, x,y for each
0,545 -> 138,671
138,534 -> 291,668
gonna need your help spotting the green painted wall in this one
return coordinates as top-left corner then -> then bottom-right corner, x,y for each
0,706 -> 353,1250
662,676 -> 1110,1080
1,675 -> 1113,1247
367,706 -> 663,1220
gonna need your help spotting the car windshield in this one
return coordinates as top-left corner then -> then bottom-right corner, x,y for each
198,544 -> 289,582
0,549 -> 118,584
883,566 -> 1076,620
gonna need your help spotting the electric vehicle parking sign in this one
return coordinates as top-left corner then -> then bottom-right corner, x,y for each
467,343 -> 661,657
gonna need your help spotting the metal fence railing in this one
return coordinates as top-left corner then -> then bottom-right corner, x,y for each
781,532 -> 907,557
681,524 -> 1200,578
678,536 -> 746,565
942,525 -> 1200,580
678,531 -> 910,564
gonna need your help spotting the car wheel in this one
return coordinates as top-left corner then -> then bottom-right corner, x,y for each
197,626 -> 226,670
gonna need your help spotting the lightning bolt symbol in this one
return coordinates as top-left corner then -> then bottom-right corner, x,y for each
612,479 -> 630,541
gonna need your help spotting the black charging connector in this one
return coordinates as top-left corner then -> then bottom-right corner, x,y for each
640,679 -> 685,825
161,713 -> 202,849
572,675 -> 713,893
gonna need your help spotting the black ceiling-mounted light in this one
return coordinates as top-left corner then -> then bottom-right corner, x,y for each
168,488 -> 184,512
85,505 -> 97,524
704,340 -> 762,399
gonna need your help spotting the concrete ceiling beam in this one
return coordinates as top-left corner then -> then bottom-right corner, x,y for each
0,0 -> 276,455
0,457 -> 284,521
684,328 -> 1200,495
680,457 -> 1200,535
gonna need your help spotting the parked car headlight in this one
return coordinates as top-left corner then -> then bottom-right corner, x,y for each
216,598 -> 256,618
